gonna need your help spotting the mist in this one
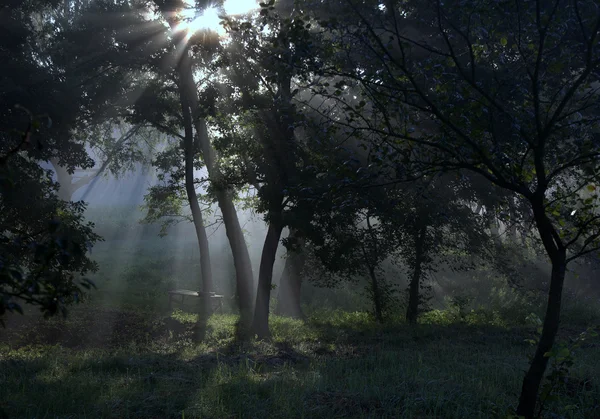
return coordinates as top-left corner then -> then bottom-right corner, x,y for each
2,1 -> 599,418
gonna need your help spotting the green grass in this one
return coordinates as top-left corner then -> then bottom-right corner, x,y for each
1,304 -> 599,418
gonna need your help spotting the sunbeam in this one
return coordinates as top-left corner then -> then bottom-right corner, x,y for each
175,1 -> 259,38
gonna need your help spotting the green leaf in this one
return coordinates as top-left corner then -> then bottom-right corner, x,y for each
500,37 -> 508,46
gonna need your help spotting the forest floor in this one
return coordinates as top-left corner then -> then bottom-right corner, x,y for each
0,303 -> 599,419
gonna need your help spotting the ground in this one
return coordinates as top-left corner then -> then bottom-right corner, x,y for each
0,305 -> 599,418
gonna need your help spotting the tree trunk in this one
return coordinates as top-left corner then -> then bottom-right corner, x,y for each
516,254 -> 566,418
252,217 -> 284,339
366,257 -> 384,323
275,232 -> 306,319
175,48 -> 254,331
360,242 -> 383,323
51,159 -> 75,201
516,203 -> 567,418
180,93 -> 213,295
406,224 -> 427,325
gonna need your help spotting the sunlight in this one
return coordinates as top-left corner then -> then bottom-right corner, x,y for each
223,0 -> 259,15
188,6 -> 223,34
179,1 -> 259,37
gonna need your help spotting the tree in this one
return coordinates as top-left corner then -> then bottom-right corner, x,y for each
223,7 -> 313,338
156,0 -> 255,333
1,0 -> 105,319
298,0 -> 600,416
141,133 -> 215,295
274,229 -> 307,319
377,173 -> 491,324
1,110 -> 101,321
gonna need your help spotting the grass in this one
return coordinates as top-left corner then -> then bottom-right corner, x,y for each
1,302 -> 599,419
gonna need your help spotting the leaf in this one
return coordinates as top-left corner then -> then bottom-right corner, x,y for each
548,62 -> 564,74
500,37 -> 508,46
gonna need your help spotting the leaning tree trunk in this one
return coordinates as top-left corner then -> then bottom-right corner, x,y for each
516,205 -> 567,418
275,232 -> 306,319
406,224 -> 427,325
159,4 -> 253,331
179,94 -> 213,295
252,215 -> 284,339
176,50 -> 254,331
250,97 -> 294,337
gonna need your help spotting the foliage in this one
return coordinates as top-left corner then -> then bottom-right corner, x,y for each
1,110 -> 101,321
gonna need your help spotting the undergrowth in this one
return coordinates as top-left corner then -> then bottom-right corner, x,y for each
1,303 -> 599,419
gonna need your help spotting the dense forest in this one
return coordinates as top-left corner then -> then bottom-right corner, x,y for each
1,0 -> 599,418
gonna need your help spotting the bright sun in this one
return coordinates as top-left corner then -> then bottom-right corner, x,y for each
188,6 -> 222,34
179,0 -> 259,36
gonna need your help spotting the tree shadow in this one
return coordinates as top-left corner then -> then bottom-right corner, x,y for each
0,333 -> 316,418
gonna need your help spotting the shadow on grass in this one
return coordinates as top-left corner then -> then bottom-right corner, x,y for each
0,345 -> 399,419
0,350 -> 218,418
1,308 -> 599,418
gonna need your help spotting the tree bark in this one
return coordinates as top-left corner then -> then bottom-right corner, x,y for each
275,232 -> 306,319
516,203 -> 567,418
252,217 -> 284,339
179,92 -> 213,295
176,47 -> 254,331
516,254 -> 566,418
360,242 -> 383,323
406,224 -> 427,325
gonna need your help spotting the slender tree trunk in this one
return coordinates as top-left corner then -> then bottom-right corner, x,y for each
516,205 -> 567,418
406,224 -> 427,325
275,232 -> 306,319
180,94 -> 213,295
516,255 -> 566,417
360,242 -> 383,323
176,48 -> 254,330
252,216 -> 284,339
363,217 -> 385,322
366,257 -> 384,323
